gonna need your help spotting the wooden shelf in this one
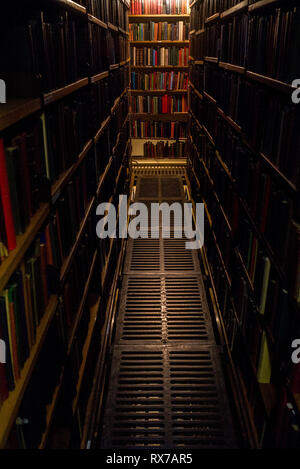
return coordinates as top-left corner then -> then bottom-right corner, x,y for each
217,107 -> 242,133
97,158 -> 113,197
40,254 -> 99,448
204,56 -> 219,64
203,90 -> 217,105
220,0 -> 248,19
0,98 -> 41,133
0,295 -> 58,448
90,70 -> 109,84
128,14 -> 190,21
94,88 -> 127,142
67,251 -> 98,354
202,125 -> 215,146
219,61 -> 245,74
94,115 -> 111,142
49,0 -> 86,15
0,204 -> 50,292
39,364 -> 64,449
130,40 -> 189,45
189,109 -> 202,132
107,22 -> 119,32
259,150 -> 297,193
248,0 -> 281,12
195,28 -> 205,36
111,88 -> 127,114
59,196 -> 95,285
235,247 -> 255,292
120,58 -> 131,66
109,63 -> 120,71
51,139 -> 93,203
130,89 -> 188,94
43,77 -> 89,106
87,14 -> 107,29
189,81 -> 203,100
72,296 -> 100,414
194,60 -> 204,65
246,70 -> 296,94
64,0 -> 86,14
129,112 -> 189,122
205,12 -> 220,24
119,26 -> 129,36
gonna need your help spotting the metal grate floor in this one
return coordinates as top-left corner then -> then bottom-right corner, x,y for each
100,345 -> 235,449
99,170 -> 236,449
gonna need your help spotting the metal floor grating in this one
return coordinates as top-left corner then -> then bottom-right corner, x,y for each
100,345 -> 236,449
124,237 -> 200,274
114,275 -> 214,344
99,170 -> 237,449
136,176 -> 186,200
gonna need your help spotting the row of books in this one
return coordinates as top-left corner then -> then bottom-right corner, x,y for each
0,128 -> 49,253
3,9 -> 86,97
5,300 -> 66,448
86,0 -> 128,27
220,13 -> 249,67
190,110 -> 299,322
190,137 -> 299,368
2,6 -> 128,99
191,5 -> 300,84
0,234 -> 60,403
110,95 -> 130,150
201,161 -> 299,379
1,118 -> 129,444
130,71 -> 189,90
130,94 -> 188,113
190,24 -> 219,60
189,0 -> 300,449
143,140 -> 187,158
248,8 -> 300,83
192,67 -> 300,186
130,120 -> 187,138
130,0 -> 190,15
203,215 -> 300,448
131,46 -> 189,66
214,122 -> 299,303
129,21 -> 189,41
190,0 -> 231,31
0,83 -> 127,262
107,31 -> 129,66
88,22 -> 110,75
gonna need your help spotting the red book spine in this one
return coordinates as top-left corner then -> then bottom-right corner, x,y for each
0,139 -> 16,251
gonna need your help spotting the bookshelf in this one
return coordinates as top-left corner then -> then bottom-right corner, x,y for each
129,2 -> 190,158
0,0 -> 130,449
188,0 -> 300,449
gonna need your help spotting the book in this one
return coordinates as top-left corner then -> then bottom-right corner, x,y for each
0,139 -> 16,251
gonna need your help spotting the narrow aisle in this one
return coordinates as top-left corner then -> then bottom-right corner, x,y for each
99,166 -> 237,449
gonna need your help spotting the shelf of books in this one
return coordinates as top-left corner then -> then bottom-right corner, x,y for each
0,0 -> 131,449
128,0 -> 190,159
188,0 -> 300,449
